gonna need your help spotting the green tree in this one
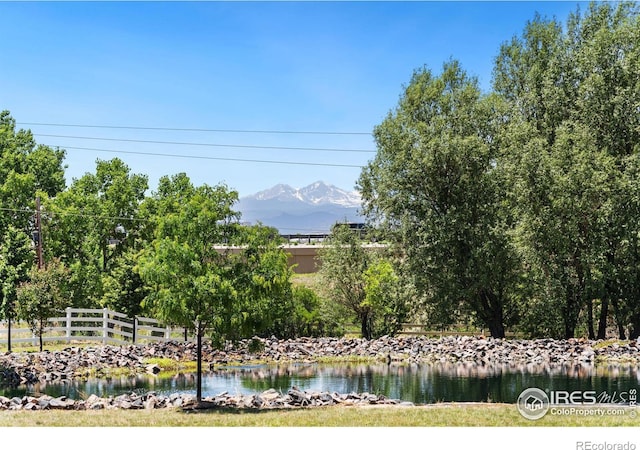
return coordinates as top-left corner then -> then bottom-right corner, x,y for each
0,111 -> 67,234
612,154 -> 640,339
101,248 -> 149,341
230,225 -> 297,339
137,179 -> 242,403
363,259 -> 408,338
570,2 -> 640,339
45,158 -> 148,307
0,226 -> 34,352
494,1 -> 640,338
16,259 -> 69,352
318,224 -> 370,338
318,223 -> 406,339
505,121 -> 615,338
290,285 -> 324,337
358,61 -> 520,338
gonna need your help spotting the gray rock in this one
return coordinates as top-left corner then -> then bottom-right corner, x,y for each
146,364 -> 161,374
48,397 -> 68,409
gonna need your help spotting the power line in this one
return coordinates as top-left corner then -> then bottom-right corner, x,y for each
55,146 -> 366,168
20,122 -> 373,136
34,134 -> 376,153
0,206 -> 150,223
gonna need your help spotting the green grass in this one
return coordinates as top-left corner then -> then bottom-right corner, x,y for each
0,404 -> 637,427
291,273 -> 322,288
593,339 -> 629,350
142,357 -> 198,372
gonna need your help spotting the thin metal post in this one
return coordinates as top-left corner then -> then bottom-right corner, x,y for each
35,197 -> 44,270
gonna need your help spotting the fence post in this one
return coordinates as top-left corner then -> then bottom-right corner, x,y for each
133,316 -> 137,344
66,307 -> 72,344
165,325 -> 171,342
102,308 -> 108,344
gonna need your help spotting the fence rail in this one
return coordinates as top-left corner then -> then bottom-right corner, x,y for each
398,323 -> 524,338
0,308 -> 191,347
1,311 -> 525,348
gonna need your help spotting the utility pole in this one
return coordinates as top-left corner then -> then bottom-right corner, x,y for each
35,196 -> 44,270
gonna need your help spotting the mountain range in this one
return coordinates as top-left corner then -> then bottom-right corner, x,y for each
236,181 -> 364,234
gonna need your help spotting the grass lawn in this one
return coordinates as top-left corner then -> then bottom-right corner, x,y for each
0,403 -> 637,427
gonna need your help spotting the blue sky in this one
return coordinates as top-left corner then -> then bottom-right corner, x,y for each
1,1 -> 584,198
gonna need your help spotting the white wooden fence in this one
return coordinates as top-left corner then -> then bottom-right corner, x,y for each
0,308 -> 191,347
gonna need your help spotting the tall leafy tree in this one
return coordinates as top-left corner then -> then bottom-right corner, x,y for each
318,224 -> 372,339
45,158 -> 148,307
137,178 -> 242,403
101,248 -> 150,340
505,120 -> 615,338
358,61 -> 520,338
0,111 -> 66,234
318,223 -> 408,339
494,1 -> 640,338
570,2 -> 640,339
0,226 -> 34,352
363,259 -> 408,338
229,225 -> 297,340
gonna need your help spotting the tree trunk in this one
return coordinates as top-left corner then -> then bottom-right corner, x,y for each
564,323 -> 575,340
487,321 -> 505,339
360,313 -> 371,340
7,318 -> 11,353
611,297 -> 626,339
563,286 -> 581,339
618,323 -> 627,340
196,322 -> 203,404
587,298 -> 595,340
599,251 -> 617,339
39,317 -> 44,352
478,289 -> 506,338
597,297 -> 609,340
629,313 -> 640,340
564,299 -> 578,338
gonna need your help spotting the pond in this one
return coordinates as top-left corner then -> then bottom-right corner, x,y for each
1,361 -> 639,404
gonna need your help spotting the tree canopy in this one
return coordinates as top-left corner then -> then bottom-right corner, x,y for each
0,111 -> 66,233
2,1 -> 640,346
358,61 -> 519,338
359,1 -> 640,339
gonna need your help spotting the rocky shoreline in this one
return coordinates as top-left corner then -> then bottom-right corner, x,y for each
2,335 -> 640,386
1,336 -> 639,410
0,387 -> 407,411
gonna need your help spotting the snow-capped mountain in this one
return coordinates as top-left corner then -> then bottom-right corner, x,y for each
298,181 -> 361,207
237,181 -> 364,234
253,184 -> 304,202
250,181 -> 361,207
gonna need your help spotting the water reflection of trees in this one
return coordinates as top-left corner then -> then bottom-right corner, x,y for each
224,362 -> 640,404
4,362 -> 638,404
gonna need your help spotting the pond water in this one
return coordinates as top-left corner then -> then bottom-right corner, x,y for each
2,362 -> 639,404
